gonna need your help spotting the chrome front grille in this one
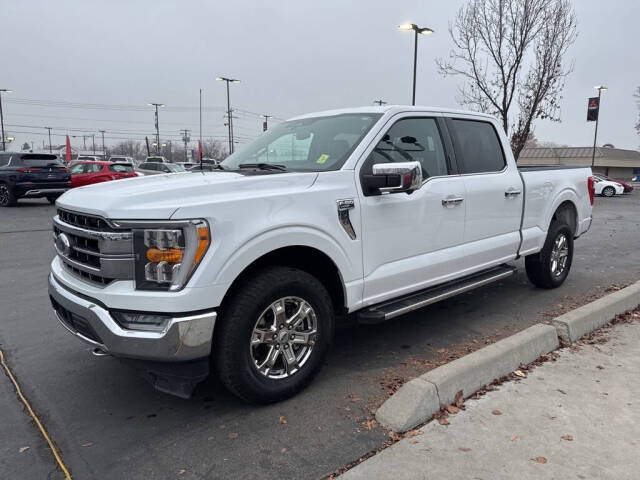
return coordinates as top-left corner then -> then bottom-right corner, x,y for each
53,209 -> 134,286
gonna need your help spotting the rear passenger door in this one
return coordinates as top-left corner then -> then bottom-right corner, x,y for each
446,117 -> 523,269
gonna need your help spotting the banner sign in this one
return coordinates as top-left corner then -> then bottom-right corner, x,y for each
587,97 -> 600,122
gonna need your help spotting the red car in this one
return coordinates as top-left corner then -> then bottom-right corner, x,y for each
594,174 -> 634,193
69,161 -> 138,188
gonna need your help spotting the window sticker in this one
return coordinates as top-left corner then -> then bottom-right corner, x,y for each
316,154 -> 330,164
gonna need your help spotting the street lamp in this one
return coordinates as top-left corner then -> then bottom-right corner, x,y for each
591,85 -> 607,168
0,89 -> 12,152
148,103 -> 165,154
398,23 -> 434,106
216,76 -> 240,154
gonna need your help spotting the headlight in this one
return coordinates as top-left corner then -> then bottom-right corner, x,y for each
130,219 -> 210,291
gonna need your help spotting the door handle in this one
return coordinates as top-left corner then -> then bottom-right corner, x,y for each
442,196 -> 464,207
504,188 -> 522,197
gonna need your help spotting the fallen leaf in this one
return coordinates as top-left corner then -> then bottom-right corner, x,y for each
362,419 -> 377,431
18,446 -> 29,453
454,390 -> 465,409
81,442 -> 93,448
405,429 -> 422,438
438,418 -> 450,425
445,405 -> 460,414
280,448 -> 287,454
177,469 -> 186,475
509,435 -> 517,441
458,446 -> 471,452
491,410 -> 502,416
410,439 -> 419,444
561,434 -> 573,441
514,370 -> 526,378
228,432 -> 238,439
279,415 -> 287,424
534,456 -> 548,464
349,394 -> 361,402
389,431 -> 402,441
436,348 -> 446,353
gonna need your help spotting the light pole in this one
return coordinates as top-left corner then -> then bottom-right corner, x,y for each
148,103 -> 165,154
0,88 -> 12,152
45,127 -> 53,153
591,85 -> 607,168
261,114 -> 272,131
398,23 -> 434,106
216,76 -> 240,154
373,99 -> 387,106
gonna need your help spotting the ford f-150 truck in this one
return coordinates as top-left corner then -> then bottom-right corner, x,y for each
48,106 -> 594,402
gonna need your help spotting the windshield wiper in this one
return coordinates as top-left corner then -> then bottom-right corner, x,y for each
238,163 -> 287,171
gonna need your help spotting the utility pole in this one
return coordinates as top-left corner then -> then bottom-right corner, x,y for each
261,114 -> 272,132
199,89 -> 203,153
45,127 -> 53,153
373,99 -> 387,106
91,134 -> 95,154
180,129 -> 190,162
0,88 -> 11,152
148,103 -> 164,154
216,76 -> 240,154
99,130 -> 106,158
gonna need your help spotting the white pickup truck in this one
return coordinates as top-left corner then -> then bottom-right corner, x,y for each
48,106 -> 594,402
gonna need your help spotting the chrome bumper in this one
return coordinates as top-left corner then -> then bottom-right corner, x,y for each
48,273 -> 216,362
24,188 -> 69,197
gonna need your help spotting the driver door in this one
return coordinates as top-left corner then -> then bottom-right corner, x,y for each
358,114 -> 467,306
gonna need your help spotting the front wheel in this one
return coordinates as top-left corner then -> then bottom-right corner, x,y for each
525,221 -> 574,289
213,266 -> 334,403
46,195 -> 60,205
602,186 -> 615,197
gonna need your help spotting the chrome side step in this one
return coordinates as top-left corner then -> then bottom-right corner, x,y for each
357,265 -> 517,324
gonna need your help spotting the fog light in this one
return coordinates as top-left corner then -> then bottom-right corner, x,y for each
112,311 -> 171,332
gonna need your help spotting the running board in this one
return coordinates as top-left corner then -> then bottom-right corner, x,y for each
357,265 -> 517,324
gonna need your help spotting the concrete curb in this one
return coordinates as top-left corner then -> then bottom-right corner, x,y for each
376,280 -> 640,433
552,281 -> 640,343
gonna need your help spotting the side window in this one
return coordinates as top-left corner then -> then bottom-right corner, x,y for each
141,163 -> 154,171
450,119 -> 506,174
70,164 -> 85,174
85,163 -> 102,173
364,118 -> 448,178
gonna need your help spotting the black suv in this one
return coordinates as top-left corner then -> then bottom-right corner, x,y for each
0,153 -> 71,207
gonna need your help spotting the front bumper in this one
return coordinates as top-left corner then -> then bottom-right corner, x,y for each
48,273 -> 216,362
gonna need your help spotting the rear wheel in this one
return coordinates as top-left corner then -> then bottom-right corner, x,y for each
213,266 -> 334,404
602,186 -> 615,197
0,183 -> 17,207
525,221 -> 573,289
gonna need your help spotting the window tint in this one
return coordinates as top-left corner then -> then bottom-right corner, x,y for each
0,153 -> 11,167
451,119 -> 505,174
110,164 -> 133,172
15,154 -> 61,167
366,118 -> 448,178
70,164 -> 85,174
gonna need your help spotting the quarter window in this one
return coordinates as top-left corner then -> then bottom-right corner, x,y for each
450,119 -> 506,174
365,118 -> 449,178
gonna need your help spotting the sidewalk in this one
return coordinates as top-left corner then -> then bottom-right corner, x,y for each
341,317 -> 640,480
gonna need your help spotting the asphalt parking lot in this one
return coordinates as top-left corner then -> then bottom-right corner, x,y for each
1,191 -> 639,479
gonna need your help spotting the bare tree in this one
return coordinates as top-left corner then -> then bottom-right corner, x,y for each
437,0 -> 577,160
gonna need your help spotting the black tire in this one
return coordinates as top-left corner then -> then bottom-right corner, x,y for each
525,221 -> 574,289
602,186 -> 615,197
46,195 -> 60,205
0,183 -> 17,207
213,266 -> 334,404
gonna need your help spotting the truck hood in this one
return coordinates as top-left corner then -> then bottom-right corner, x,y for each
56,171 -> 318,219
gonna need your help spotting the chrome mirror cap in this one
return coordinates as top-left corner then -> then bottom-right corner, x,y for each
372,161 -> 423,194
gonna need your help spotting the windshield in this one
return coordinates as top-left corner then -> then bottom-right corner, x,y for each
221,113 -> 381,172
166,164 -> 185,172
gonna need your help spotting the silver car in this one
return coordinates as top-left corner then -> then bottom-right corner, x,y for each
136,162 -> 186,175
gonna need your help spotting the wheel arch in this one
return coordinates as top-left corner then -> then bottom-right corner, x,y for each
551,200 -> 578,237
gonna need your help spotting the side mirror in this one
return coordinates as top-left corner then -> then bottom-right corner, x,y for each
363,161 -> 423,195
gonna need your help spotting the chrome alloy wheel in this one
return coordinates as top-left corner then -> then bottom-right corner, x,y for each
550,233 -> 569,277
0,185 -> 9,206
250,297 -> 318,379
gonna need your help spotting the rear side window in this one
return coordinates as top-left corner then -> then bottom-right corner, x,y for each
110,164 -> 133,172
85,163 -> 103,173
0,153 -> 11,166
450,119 -> 505,174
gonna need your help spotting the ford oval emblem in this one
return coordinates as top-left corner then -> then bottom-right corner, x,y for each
56,232 -> 72,257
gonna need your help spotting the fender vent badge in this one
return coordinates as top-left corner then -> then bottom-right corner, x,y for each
336,199 -> 356,240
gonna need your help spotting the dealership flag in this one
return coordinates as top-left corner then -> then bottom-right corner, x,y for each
198,140 -> 202,162
587,97 -> 600,122
65,135 -> 72,163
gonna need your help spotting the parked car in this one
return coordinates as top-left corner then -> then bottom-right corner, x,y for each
145,156 -> 168,163
136,162 -> 186,175
593,176 -> 624,197
49,106 -> 593,402
593,174 -> 633,193
0,152 -> 70,206
69,161 -> 137,188
176,162 -> 199,170
76,155 -> 102,162
108,155 -> 135,165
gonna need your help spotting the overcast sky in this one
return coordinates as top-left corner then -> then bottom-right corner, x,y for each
2,0 -> 639,152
